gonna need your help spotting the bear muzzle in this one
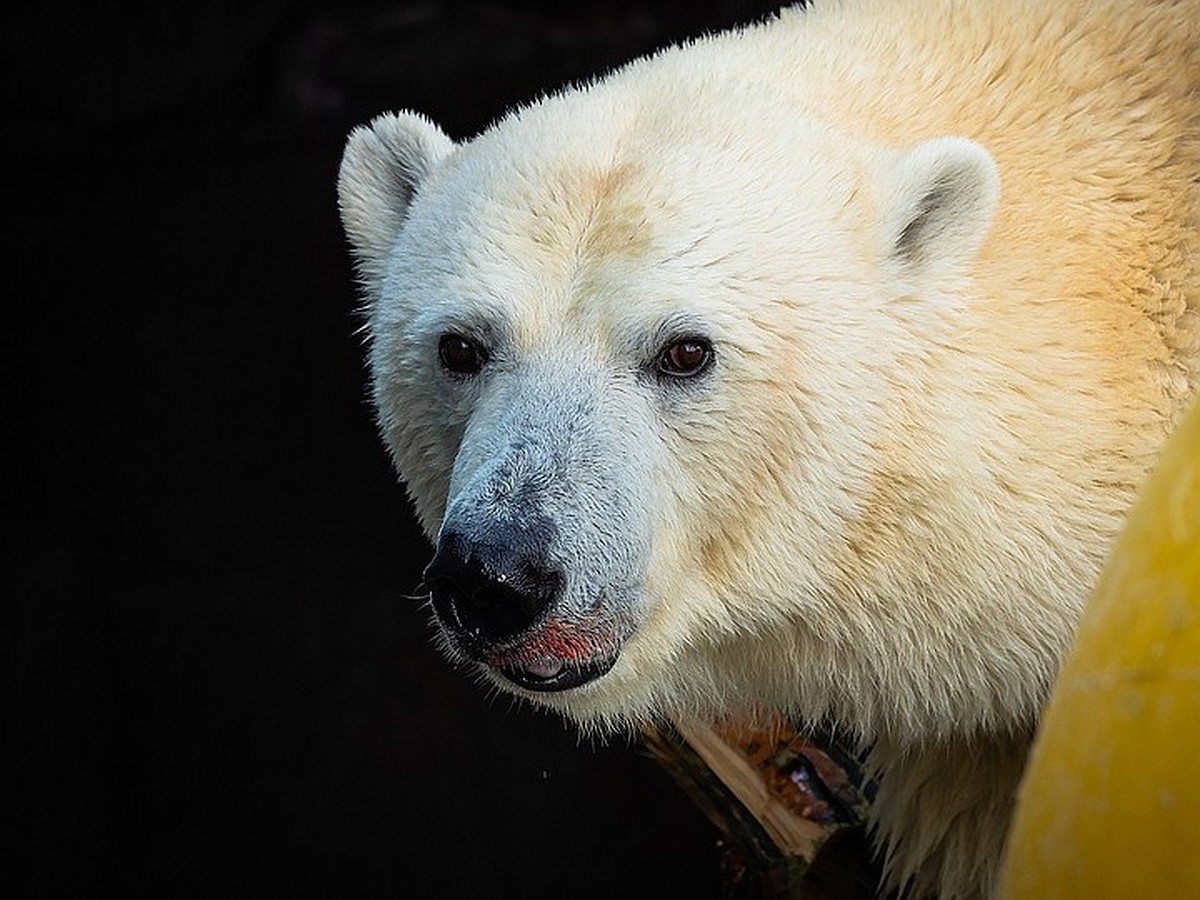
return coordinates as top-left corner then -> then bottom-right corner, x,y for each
424,527 -> 620,692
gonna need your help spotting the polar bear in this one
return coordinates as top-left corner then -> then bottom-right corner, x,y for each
337,0 -> 1200,896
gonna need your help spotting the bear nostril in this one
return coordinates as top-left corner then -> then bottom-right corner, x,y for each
424,530 -> 561,647
434,578 -> 548,642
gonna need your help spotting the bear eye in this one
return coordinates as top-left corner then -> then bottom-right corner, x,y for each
655,337 -> 713,378
438,333 -> 487,376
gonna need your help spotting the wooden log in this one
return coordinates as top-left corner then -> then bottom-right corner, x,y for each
641,717 -> 883,898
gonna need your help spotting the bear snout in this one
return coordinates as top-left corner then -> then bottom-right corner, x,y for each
423,527 -> 562,652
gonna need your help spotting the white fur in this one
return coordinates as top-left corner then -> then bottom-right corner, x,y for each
338,1 -> 1200,897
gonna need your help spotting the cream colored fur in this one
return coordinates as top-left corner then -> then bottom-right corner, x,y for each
338,1 -> 1200,897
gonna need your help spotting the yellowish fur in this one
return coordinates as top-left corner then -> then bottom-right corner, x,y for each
577,4 -> 1200,893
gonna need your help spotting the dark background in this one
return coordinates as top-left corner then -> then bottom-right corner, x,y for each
10,3 -> 787,897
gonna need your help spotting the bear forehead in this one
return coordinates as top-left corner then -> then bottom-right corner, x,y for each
402,116 -> 873,346
433,71 -> 867,239
523,161 -> 657,264
396,168 -> 656,349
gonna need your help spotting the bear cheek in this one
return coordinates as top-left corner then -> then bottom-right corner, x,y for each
381,396 -> 461,539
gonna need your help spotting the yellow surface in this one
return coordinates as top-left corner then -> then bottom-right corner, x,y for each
1000,399 -> 1200,899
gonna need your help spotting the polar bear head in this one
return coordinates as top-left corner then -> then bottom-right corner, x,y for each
338,82 -> 1001,739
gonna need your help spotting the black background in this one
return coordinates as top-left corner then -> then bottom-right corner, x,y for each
10,3 -> 788,897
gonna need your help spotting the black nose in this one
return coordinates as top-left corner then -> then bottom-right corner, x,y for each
423,528 -> 562,648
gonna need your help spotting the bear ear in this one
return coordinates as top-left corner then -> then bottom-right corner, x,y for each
878,136 -> 1000,275
337,111 -> 456,284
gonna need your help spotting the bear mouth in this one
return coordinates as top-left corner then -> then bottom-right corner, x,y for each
496,653 -> 618,692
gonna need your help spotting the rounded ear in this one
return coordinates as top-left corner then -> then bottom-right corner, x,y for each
337,111 -> 455,287
878,137 -> 1000,276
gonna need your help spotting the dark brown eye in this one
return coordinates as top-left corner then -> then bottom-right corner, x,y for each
656,338 -> 713,378
438,333 -> 487,375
